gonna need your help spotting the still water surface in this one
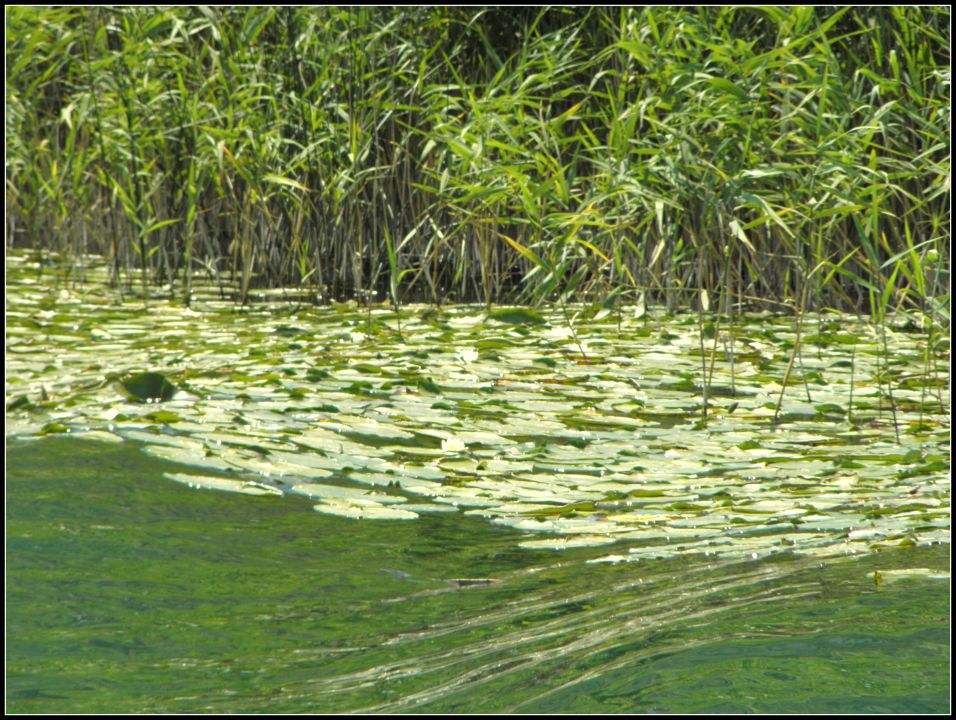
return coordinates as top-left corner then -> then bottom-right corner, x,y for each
7,437 -> 949,713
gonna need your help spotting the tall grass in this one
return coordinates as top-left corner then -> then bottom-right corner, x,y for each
5,6 -> 950,323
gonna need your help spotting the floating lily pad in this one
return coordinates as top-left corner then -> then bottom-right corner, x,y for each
518,535 -> 619,549
313,500 -> 419,520
874,568 -> 950,584
488,308 -> 546,325
6,395 -> 34,412
292,482 -> 407,504
4,254 -> 950,560
164,472 -> 283,496
117,372 -> 177,402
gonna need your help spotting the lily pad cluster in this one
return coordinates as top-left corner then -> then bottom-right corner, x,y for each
5,251 -> 951,563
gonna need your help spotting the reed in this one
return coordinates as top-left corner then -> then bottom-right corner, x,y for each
5,6 -> 949,325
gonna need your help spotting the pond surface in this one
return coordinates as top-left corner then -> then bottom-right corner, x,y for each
5,251 -> 951,712
6,438 -> 950,713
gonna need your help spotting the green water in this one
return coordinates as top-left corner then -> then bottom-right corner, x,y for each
7,437 -> 949,713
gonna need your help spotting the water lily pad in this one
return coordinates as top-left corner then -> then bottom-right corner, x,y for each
5,257 -> 950,560
488,308 -> 546,325
164,472 -> 283,496
874,568 -> 950,584
401,502 -> 460,513
518,535 -> 618,549
117,372 -> 177,402
291,482 -> 407,503
313,500 -> 419,520
143,444 -> 234,472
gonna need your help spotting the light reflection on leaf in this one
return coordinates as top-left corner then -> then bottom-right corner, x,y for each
5,252 -> 950,562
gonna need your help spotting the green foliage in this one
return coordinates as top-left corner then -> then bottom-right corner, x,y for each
117,371 -> 178,402
5,6 -> 950,318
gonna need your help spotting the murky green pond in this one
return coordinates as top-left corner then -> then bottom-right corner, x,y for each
6,439 -> 950,713
5,252 -> 951,712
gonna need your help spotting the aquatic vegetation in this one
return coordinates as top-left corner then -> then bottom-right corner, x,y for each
6,251 -> 949,564
5,7 -> 949,318
8,435 -> 950,713
116,372 -> 178,403
6,11 -> 950,710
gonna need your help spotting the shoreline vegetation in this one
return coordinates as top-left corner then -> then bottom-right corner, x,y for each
5,6 -> 950,323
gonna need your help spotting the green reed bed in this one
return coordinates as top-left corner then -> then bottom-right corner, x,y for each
5,6 -> 950,323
